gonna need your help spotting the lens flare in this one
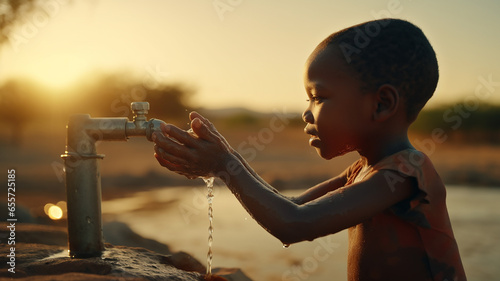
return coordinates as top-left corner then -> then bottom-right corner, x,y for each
48,205 -> 63,220
44,201 -> 67,220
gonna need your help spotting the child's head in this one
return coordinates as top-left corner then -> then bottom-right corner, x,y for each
303,19 -> 438,160
313,18 -> 439,122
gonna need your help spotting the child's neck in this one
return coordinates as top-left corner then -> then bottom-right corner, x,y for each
357,131 -> 413,166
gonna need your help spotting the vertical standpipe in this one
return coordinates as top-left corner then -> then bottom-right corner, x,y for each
61,114 -> 128,258
61,102 -> 163,258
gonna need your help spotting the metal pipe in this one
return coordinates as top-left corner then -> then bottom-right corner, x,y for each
61,102 -> 165,258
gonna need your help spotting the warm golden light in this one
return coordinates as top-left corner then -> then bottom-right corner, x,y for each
48,205 -> 63,220
26,54 -> 90,91
44,201 -> 67,220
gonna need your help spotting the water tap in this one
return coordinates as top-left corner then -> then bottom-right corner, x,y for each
61,102 -> 165,258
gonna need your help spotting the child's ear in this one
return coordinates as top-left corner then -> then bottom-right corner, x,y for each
372,84 -> 399,122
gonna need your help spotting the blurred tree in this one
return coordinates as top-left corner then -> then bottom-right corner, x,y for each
67,72 -> 195,125
1,0 -> 77,46
0,0 -> 39,45
0,79 -> 43,145
0,1 -> 77,145
411,102 -> 500,144
145,83 -> 195,123
223,112 -> 260,128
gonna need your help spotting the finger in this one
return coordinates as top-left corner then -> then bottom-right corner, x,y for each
155,152 -> 198,179
195,115 -> 233,148
189,112 -> 228,144
189,111 -> 217,131
155,152 -> 208,179
154,141 -> 191,167
190,115 -> 234,153
160,123 -> 198,147
154,152 -> 187,172
191,117 -> 217,142
153,132 -> 193,161
189,111 -> 204,122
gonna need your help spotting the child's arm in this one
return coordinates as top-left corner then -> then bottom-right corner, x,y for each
182,111 -> 349,205
219,153 -> 416,244
291,171 -> 348,205
153,115 -> 417,244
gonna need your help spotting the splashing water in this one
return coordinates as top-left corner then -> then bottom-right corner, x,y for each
203,176 -> 215,278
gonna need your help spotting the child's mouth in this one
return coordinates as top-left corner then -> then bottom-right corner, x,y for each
309,135 -> 321,147
304,126 -> 320,147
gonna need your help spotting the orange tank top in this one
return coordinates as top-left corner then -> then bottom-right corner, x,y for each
345,149 -> 466,281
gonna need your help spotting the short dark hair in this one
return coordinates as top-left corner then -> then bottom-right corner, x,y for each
319,18 -> 439,121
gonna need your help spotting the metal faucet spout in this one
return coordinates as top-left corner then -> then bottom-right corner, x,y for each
146,118 -> 166,141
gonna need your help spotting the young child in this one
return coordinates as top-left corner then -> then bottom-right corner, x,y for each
152,18 -> 466,281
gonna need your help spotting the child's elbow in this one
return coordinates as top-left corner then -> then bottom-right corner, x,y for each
272,221 -> 315,245
267,206 -> 332,245
271,215 -> 345,245
277,234 -> 306,246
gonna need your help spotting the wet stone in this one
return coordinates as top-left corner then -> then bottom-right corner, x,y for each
0,222 -> 253,281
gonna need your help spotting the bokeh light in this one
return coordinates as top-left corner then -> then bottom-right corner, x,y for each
44,201 -> 67,220
48,205 -> 63,220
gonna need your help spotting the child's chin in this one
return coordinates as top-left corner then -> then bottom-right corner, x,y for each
318,147 -> 353,160
316,149 -> 335,160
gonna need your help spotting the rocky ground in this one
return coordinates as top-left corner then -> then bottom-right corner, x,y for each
0,222 -> 252,281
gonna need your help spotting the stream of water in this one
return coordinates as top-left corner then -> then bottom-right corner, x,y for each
203,177 -> 215,278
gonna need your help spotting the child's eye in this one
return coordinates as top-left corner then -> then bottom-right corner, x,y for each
307,96 -> 324,103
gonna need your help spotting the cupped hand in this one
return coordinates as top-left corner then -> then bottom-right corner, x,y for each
152,112 -> 233,179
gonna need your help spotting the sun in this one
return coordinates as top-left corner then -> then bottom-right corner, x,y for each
21,53 -> 90,91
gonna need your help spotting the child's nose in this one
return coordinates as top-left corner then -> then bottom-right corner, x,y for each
302,110 -> 314,124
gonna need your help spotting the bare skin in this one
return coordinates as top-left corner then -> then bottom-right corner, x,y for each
152,46 -> 418,245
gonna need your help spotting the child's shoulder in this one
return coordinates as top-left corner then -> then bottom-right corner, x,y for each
346,148 -> 448,222
372,148 -> 445,201
348,149 -> 440,190
345,149 -> 435,184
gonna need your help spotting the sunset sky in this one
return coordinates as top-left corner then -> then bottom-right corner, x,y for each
2,0 -> 499,113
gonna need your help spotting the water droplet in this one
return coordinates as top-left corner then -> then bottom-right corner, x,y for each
283,244 -> 290,248
187,128 -> 197,136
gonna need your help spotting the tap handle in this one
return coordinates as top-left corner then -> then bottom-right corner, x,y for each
131,102 -> 150,121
